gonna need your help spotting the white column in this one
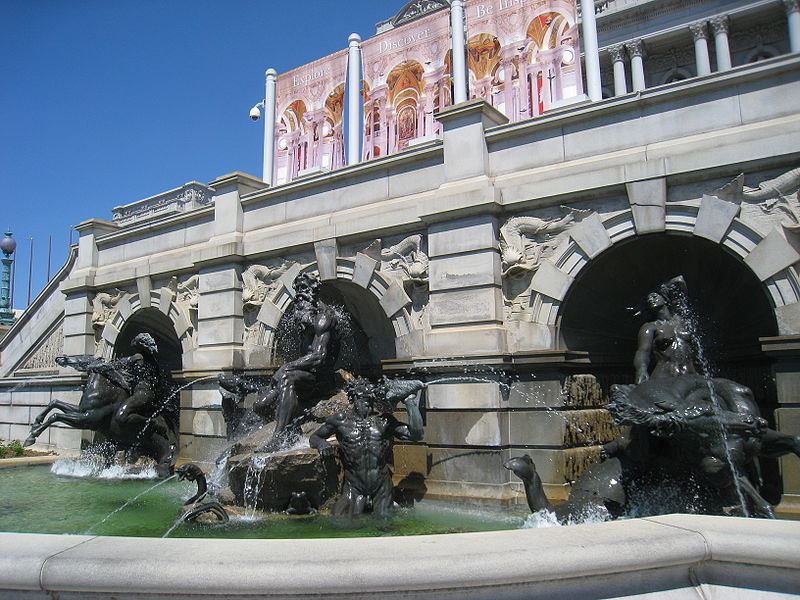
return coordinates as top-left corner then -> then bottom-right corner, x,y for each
785,0 -> 800,53
347,33 -> 363,166
262,68 -> 277,185
609,44 -> 628,96
710,15 -> 732,71
627,39 -> 646,92
690,21 -> 712,76
580,0 -> 602,101
450,0 -> 468,104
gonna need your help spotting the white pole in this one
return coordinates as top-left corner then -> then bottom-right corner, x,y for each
580,0 -> 602,102
347,33 -> 362,166
263,68 -> 277,185
450,0 -> 468,104
787,0 -> 800,53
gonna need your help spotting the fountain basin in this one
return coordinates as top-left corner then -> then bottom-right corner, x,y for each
2,514 -> 799,599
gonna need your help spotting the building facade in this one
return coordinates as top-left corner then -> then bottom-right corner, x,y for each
2,0 -> 800,515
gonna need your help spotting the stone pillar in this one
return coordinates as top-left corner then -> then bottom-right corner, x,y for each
517,55 -> 531,120
61,219 -> 118,357
690,21 -> 712,76
710,15 -> 732,71
627,39 -> 646,92
450,0 -> 469,104
579,0 -> 602,101
785,0 -> 800,53
346,33 -> 362,166
191,173 -> 262,370
609,44 -> 628,96
262,69 -> 277,185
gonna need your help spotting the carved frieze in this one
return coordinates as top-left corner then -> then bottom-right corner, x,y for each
112,182 -> 214,227
19,323 -> 63,371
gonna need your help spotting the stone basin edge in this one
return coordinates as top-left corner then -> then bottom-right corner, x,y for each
0,513 -> 798,599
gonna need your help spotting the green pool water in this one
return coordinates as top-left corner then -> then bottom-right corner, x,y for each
0,464 -> 527,539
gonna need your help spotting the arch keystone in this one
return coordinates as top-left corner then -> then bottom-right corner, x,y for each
627,178 -> 666,234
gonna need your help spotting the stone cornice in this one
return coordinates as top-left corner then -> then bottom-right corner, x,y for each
111,181 -> 216,227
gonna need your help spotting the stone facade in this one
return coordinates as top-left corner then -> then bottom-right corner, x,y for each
2,0 -> 800,515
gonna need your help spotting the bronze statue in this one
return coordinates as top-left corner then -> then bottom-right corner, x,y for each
633,275 -> 697,383
309,377 -> 425,517
25,333 -> 179,477
225,273 -> 343,450
175,463 -> 229,523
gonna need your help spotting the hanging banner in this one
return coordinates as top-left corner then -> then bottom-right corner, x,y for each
273,50 -> 348,185
360,7 -> 452,161
465,0 -> 582,121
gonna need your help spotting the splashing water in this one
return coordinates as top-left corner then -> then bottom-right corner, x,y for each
52,457 -> 159,480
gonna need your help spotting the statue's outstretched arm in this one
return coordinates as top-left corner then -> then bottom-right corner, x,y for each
393,393 -> 424,441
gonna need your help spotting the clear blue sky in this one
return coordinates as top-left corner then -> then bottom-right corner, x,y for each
1,0 -> 394,309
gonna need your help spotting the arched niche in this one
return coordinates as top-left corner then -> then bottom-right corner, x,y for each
559,233 -> 778,363
114,307 -> 183,373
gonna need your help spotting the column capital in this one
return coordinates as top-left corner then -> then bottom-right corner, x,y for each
608,43 -> 627,63
626,39 -> 646,59
689,21 -> 709,41
785,0 -> 800,14
710,15 -> 730,36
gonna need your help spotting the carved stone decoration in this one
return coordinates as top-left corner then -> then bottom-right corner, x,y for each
242,262 -> 291,347
171,274 -> 199,316
391,0 -> 449,28
91,289 -> 124,350
713,167 -> 800,231
112,182 -> 214,226
500,207 -> 592,278
381,234 -> 429,289
19,323 -> 63,372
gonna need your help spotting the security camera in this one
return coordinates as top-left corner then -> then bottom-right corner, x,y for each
249,104 -> 261,121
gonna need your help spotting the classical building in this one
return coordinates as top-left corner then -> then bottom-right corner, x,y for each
2,0 -> 800,516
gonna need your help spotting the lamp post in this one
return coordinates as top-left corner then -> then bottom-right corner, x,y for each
0,231 -> 17,326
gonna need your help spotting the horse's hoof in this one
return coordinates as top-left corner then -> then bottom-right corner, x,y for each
23,437 -> 35,447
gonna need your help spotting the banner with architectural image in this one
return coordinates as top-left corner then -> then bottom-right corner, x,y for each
465,0 -> 582,120
273,51 -> 348,185
360,4 -> 452,161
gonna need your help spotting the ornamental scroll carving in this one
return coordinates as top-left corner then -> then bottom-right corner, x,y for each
500,207 -> 591,278
391,0 -> 449,27
381,234 -> 429,289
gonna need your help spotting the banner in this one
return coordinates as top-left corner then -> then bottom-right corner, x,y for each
273,50 -> 348,185
360,8 -> 452,161
465,0 -> 582,121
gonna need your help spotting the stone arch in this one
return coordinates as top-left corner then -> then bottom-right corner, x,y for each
524,203 -> 800,342
246,257 -> 420,365
531,205 -> 800,346
95,283 -> 196,371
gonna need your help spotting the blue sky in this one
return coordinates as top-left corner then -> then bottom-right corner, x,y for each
1,0 -> 394,309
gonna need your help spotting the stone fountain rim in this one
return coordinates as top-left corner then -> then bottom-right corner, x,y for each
1,513 -> 798,599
